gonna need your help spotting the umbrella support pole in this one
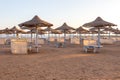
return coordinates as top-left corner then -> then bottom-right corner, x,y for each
98,28 -> 101,47
35,27 -> 39,53
79,32 -> 83,46
31,30 -> 33,43
48,31 -> 50,44
63,33 -> 66,47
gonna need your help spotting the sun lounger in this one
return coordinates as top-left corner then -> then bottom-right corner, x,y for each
83,39 -> 103,53
83,45 -> 102,53
28,43 -> 41,52
55,42 -> 63,48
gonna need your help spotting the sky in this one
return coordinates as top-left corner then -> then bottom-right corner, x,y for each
0,0 -> 120,29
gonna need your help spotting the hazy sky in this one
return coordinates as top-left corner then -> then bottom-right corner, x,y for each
0,0 -> 119,29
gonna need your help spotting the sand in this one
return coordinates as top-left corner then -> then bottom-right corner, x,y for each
0,42 -> 120,80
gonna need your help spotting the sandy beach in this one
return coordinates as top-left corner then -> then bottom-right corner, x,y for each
1,0 -> 120,79
0,41 -> 120,80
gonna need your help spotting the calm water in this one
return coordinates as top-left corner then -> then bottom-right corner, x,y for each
0,33 -> 119,39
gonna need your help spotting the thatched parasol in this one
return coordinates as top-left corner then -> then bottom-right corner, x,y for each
19,15 -> 53,52
44,27 -> 62,42
76,26 -> 89,34
56,22 -> 75,31
10,26 -> 26,38
0,28 -> 13,38
19,15 -> 53,27
51,29 -> 62,34
113,28 -> 120,34
76,26 -> 88,33
103,27 -> 116,38
20,26 -> 38,43
27,28 -> 46,39
111,28 -> 120,39
89,28 -> 105,34
44,27 -> 53,43
83,17 -> 116,47
56,22 -> 75,47
76,26 -> 89,45
2,28 -> 13,34
89,27 -> 102,39
0,30 -> 3,34
0,29 -> 5,34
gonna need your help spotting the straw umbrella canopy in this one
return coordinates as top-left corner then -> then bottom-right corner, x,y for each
20,26 -> 38,42
1,28 -> 13,35
103,27 -> 114,38
50,29 -> 62,34
44,27 -> 53,43
2,28 -> 13,34
89,27 -> 106,33
89,28 -> 104,34
56,23 -> 75,31
19,15 -> 53,52
44,27 -> 62,43
27,28 -> 46,38
21,26 -> 45,41
76,26 -> 88,33
76,26 -> 89,45
111,28 -> 120,38
0,28 -> 13,38
113,28 -> 120,34
19,15 -> 53,27
38,30 -> 46,35
89,27 -> 97,31
0,29 -> 6,34
0,28 -> 6,38
55,22 -> 75,47
10,26 -> 26,38
26,28 -> 44,33
83,17 -> 116,47
44,27 -> 62,37
76,26 -> 89,36
51,29 -> 62,43
30,28 -> 45,35
44,27 -> 62,34
0,30 -> 3,34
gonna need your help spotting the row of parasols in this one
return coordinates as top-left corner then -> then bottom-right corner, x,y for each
0,15 -> 119,52
0,23 -> 119,37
